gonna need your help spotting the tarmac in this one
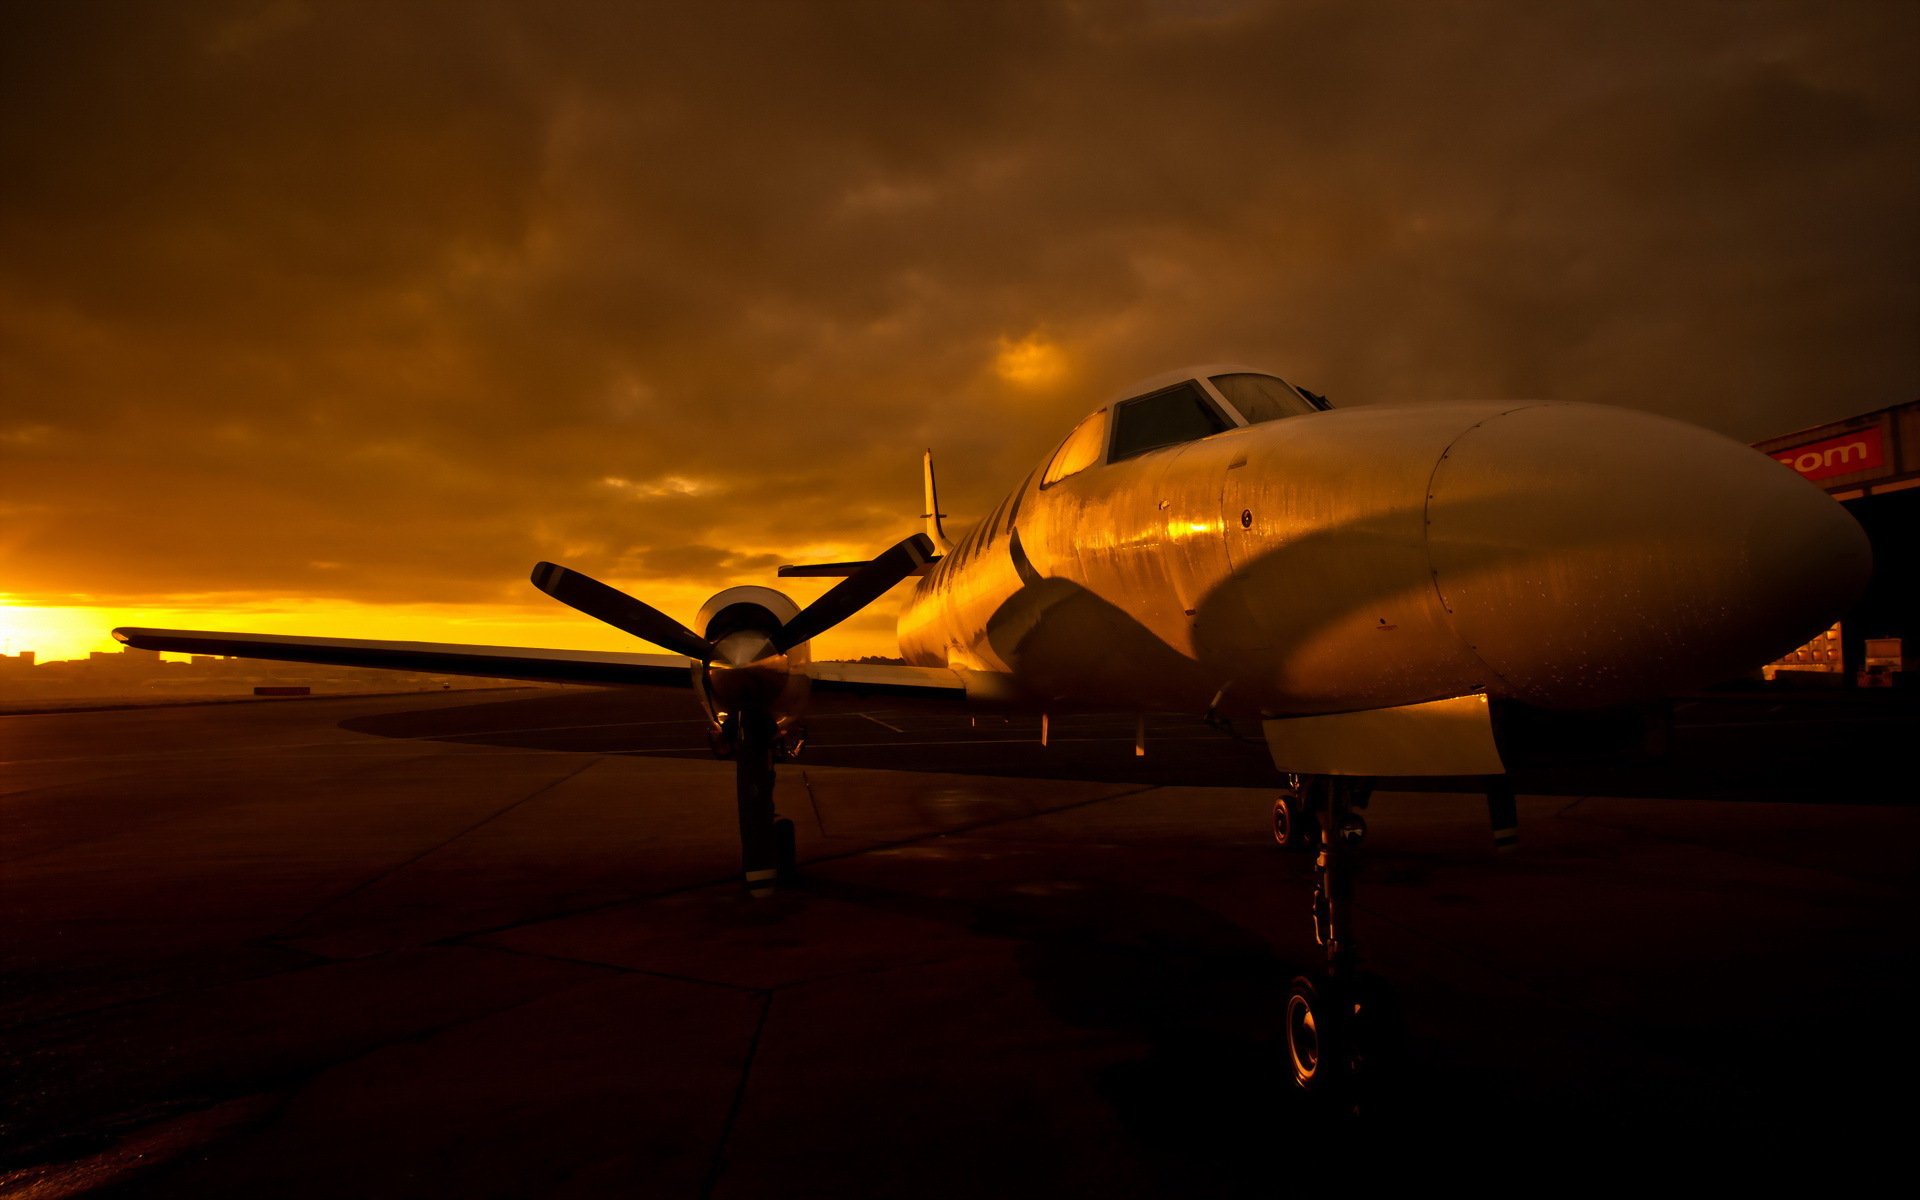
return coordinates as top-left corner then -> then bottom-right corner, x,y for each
4,685 -> 1918,1195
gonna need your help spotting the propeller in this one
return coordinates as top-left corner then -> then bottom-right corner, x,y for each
530,532 -> 937,898
771,533 -> 933,652
529,561 -> 713,660
531,532 -> 935,659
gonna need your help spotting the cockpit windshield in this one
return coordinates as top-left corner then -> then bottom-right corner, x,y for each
1042,409 -> 1108,486
1209,373 -> 1328,423
1108,381 -> 1234,463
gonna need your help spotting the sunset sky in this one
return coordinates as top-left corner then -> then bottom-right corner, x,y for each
3,0 -> 1916,664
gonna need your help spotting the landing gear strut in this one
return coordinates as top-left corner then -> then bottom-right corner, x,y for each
729,708 -> 798,895
1281,775 -> 1399,1099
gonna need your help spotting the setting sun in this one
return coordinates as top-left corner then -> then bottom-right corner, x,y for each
0,600 -> 118,662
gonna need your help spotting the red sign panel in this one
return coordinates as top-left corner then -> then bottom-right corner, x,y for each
1772,427 -> 1884,482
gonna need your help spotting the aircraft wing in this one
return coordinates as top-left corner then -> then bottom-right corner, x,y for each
799,659 -> 969,698
112,627 -> 977,699
112,627 -> 695,688
777,558 -> 940,579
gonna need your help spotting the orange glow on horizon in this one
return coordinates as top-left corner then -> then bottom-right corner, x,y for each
0,591 -> 905,668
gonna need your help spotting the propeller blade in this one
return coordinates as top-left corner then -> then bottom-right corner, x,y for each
773,533 -> 935,653
530,561 -> 714,660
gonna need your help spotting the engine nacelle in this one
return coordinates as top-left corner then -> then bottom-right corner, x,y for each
691,586 -> 811,754
694,586 -> 806,659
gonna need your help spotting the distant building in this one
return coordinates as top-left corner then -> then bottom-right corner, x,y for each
1754,399 -> 1918,681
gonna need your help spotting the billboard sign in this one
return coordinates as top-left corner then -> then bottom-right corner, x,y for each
1771,427 -> 1885,482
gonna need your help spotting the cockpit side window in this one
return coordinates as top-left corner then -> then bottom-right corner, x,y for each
1041,409 -> 1109,487
1209,373 -> 1324,423
1108,381 -> 1233,463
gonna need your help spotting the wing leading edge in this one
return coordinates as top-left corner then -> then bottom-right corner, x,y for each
111,627 -> 973,699
112,627 -> 695,688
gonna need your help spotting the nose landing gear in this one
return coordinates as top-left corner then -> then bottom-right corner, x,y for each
1273,775 -> 1369,852
1279,775 -> 1400,1102
1270,775 -> 1319,851
727,709 -> 801,895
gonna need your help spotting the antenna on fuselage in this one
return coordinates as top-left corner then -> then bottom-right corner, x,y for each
922,449 -> 956,554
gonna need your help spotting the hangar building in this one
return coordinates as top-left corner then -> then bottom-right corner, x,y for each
1754,399 -> 1918,682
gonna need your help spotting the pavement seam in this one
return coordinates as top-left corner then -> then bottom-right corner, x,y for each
0,945 -> 340,1037
1549,805 -> 1913,892
796,782 -> 1164,874
0,739 -> 531,769
798,769 -> 828,836
16,775 -> 1160,1035
430,782 -> 1164,947
1352,899 -> 1650,1040
274,755 -> 609,931
5,967 -> 625,1178
0,687 -> 533,721
0,749 -> 460,869
1553,796 -> 1588,818
460,940 -> 768,995
1350,895 -> 1779,1084
701,990 -> 773,1200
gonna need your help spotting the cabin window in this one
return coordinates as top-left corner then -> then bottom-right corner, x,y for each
1108,382 -> 1233,463
1042,409 -> 1109,486
1209,373 -> 1322,424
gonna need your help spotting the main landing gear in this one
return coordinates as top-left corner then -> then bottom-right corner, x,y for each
1274,775 -> 1400,1100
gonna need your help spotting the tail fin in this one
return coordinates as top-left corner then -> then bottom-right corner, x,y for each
923,449 -> 955,554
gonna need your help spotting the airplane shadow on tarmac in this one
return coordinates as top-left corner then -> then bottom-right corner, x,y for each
341,676 -> 1920,803
782,869 -> 1379,1185
331,688 -> 1920,1169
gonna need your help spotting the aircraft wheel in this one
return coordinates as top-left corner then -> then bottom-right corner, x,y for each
1284,973 -> 1402,1101
1272,790 -> 1317,851
773,816 -> 797,882
1284,974 -> 1342,1094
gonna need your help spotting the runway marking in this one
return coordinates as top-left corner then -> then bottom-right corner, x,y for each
857,712 -> 905,733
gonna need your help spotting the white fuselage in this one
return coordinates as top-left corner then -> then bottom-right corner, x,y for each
898,382 -> 1868,719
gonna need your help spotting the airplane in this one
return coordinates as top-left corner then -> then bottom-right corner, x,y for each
115,364 -> 1871,1096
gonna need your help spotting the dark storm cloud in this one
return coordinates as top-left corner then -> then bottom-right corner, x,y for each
2,0 -> 1915,618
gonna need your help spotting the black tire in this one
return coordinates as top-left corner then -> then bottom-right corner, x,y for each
1272,791 -> 1318,851
1283,974 -> 1343,1094
1284,972 -> 1404,1103
772,816 -> 798,882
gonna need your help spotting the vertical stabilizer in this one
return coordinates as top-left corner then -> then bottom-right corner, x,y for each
922,449 -> 955,554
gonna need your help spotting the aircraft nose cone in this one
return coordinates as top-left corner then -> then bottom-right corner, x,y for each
1425,404 -> 1871,707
